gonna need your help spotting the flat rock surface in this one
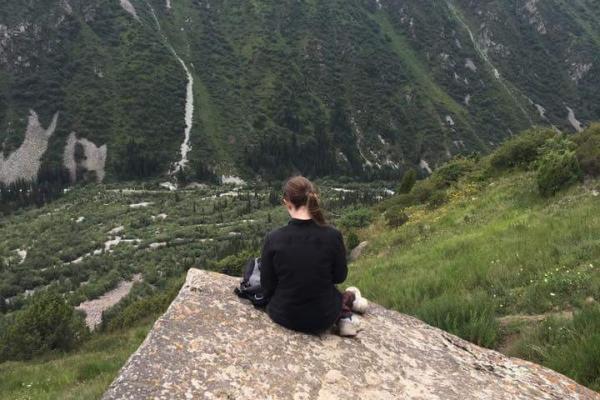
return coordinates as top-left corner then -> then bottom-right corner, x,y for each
103,269 -> 599,400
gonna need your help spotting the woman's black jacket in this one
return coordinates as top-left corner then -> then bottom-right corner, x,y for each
260,218 -> 348,333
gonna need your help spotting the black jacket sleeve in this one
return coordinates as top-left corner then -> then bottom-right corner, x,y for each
332,230 -> 348,284
260,232 -> 277,297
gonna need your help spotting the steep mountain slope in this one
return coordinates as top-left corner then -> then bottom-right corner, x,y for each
0,0 -> 598,183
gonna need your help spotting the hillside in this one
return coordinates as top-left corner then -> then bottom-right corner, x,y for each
344,124 -> 600,390
1,0 -> 600,185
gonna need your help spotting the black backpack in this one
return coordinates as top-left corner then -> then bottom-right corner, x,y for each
234,257 -> 270,307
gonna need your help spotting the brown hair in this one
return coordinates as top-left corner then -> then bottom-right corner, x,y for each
282,176 -> 327,226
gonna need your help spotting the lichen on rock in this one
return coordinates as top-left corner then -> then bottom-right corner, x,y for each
103,269 -> 599,400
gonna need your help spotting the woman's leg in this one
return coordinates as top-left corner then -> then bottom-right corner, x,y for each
337,291 -> 359,336
340,291 -> 356,320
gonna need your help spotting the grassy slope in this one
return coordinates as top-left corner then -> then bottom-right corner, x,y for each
0,322 -> 151,400
345,171 -> 600,389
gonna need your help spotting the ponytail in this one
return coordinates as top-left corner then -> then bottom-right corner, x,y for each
283,176 -> 328,226
307,191 -> 326,226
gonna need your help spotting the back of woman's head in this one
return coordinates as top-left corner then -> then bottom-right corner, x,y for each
283,176 -> 327,226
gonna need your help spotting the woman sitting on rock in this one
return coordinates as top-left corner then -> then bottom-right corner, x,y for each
260,176 -> 368,337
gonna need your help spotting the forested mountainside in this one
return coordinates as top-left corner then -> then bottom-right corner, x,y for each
1,0 -> 599,184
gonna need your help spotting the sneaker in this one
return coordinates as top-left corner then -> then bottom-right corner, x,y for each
338,316 -> 360,337
346,286 -> 361,298
346,286 -> 369,314
352,297 -> 369,314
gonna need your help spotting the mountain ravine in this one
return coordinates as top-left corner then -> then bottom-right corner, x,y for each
1,0 -> 599,183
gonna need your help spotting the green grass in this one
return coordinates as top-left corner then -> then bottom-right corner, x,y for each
0,322 -> 151,400
510,306 -> 600,392
345,171 -> 600,387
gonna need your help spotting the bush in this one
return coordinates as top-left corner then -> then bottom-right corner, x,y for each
397,169 -> 417,194
210,249 -> 257,276
489,128 -> 555,171
427,190 -> 448,209
430,156 -> 476,187
385,206 -> 409,228
374,192 -> 416,213
0,291 -> 88,361
410,179 -> 437,203
338,207 -> 374,229
536,137 -> 583,197
346,231 -> 360,250
573,123 -> 600,177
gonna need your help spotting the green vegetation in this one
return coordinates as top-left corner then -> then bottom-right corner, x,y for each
0,291 -> 88,361
0,321 -> 152,400
346,124 -> 600,389
573,123 -> 600,177
384,206 -> 409,228
511,307 -> 600,391
2,0 -> 599,182
535,135 -> 583,197
337,207 -> 374,230
397,168 -> 417,194
489,128 -> 555,171
100,276 -> 184,332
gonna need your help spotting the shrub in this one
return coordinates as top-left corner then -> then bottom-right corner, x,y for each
410,179 -> 437,203
427,190 -> 448,209
489,128 -> 555,171
338,207 -> 374,229
385,206 -> 409,228
397,169 -> 417,194
0,290 -> 88,361
536,136 -> 583,197
0,283 -> 21,298
346,231 -> 360,250
573,123 -> 600,177
374,192 -> 416,213
430,156 -> 476,187
211,249 -> 257,276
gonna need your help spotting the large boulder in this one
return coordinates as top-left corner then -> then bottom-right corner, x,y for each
103,269 -> 599,400
349,240 -> 368,262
